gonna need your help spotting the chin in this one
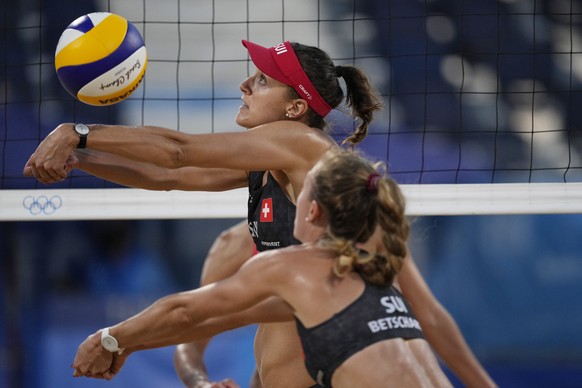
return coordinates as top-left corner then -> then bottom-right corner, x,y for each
292,229 -> 299,240
293,228 -> 304,243
235,115 -> 253,129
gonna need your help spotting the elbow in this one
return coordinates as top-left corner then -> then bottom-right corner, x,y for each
172,305 -> 196,330
157,295 -> 197,331
165,308 -> 199,344
156,141 -> 187,169
414,305 -> 445,334
170,144 -> 187,169
416,304 -> 459,343
419,314 -> 440,336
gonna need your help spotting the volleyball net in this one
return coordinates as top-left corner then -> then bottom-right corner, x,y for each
2,0 -> 582,221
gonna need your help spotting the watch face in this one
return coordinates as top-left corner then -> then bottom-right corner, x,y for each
102,336 -> 118,351
75,123 -> 90,135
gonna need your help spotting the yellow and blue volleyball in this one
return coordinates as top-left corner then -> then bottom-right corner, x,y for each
55,12 -> 147,106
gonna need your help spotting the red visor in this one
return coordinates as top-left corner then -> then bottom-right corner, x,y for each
242,40 -> 332,117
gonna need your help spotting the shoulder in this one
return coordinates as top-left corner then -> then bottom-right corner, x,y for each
254,121 -> 338,181
243,244 -> 321,282
253,121 -> 336,148
245,244 -> 305,269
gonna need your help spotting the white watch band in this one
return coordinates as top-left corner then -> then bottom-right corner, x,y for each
101,327 -> 125,355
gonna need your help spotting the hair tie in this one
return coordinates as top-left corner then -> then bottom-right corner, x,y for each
338,254 -> 353,268
335,65 -> 343,78
366,172 -> 381,192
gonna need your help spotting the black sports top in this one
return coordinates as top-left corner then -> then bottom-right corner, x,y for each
247,171 -> 301,251
295,282 -> 425,387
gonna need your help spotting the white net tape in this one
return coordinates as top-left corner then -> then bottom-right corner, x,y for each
3,183 -> 581,221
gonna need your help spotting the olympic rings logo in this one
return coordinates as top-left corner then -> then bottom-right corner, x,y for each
22,195 -> 63,215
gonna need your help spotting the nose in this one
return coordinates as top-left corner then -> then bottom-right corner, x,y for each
240,76 -> 252,94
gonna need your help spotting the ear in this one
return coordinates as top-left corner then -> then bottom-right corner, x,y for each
286,99 -> 309,118
307,200 -> 325,225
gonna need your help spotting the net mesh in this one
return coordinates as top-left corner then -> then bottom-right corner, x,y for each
2,0 -> 582,220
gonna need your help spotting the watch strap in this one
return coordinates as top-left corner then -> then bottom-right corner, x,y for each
74,123 -> 89,149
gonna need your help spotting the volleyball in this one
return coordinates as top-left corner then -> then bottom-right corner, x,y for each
54,12 -> 147,106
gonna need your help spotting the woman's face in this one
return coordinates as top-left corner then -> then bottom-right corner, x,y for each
236,69 -> 294,128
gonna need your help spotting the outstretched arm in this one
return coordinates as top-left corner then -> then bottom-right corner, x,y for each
396,252 -> 497,388
24,121 -> 331,185
72,296 -> 291,380
71,252 -> 293,379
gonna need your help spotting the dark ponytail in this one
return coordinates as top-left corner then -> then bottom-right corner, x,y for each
336,64 -> 383,146
291,43 -> 383,146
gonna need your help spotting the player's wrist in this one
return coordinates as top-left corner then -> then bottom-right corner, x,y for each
100,327 -> 125,354
56,123 -> 80,148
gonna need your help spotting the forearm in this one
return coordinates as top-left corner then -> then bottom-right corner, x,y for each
421,308 -> 496,388
109,287 -> 283,351
397,255 -> 496,387
80,123 -> 188,168
128,296 -> 292,352
80,309 -> 247,380
76,149 -> 173,190
121,314 -> 246,354
76,149 -> 247,191
174,341 -> 210,388
110,292 -> 201,351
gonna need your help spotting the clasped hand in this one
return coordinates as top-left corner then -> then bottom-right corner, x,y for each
71,332 -> 127,380
23,124 -> 78,184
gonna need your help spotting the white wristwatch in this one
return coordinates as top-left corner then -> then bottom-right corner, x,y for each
101,327 -> 125,354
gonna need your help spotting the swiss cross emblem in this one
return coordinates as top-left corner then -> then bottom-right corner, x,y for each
260,198 -> 273,222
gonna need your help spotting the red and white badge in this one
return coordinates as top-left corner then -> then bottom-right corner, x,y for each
260,198 -> 273,222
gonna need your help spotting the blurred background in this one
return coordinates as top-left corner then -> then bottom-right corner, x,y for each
2,0 -> 582,387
